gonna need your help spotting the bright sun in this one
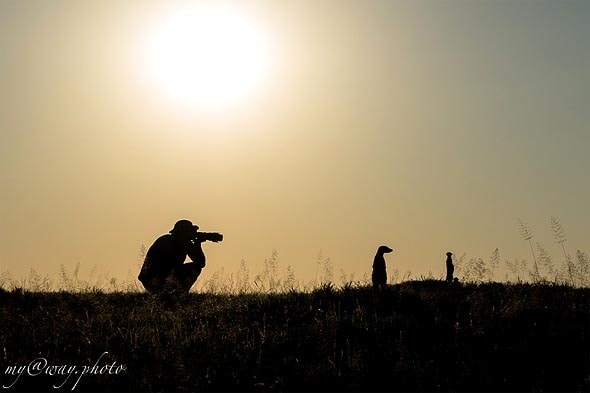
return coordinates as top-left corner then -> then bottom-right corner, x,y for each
143,4 -> 270,111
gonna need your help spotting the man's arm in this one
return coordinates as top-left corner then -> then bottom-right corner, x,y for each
187,241 -> 206,268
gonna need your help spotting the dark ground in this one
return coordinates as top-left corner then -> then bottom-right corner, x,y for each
1,281 -> 589,392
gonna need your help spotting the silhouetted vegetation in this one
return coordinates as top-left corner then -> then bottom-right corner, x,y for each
2,216 -> 588,390
1,281 -> 588,392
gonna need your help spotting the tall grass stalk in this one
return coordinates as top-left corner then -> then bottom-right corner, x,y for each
550,216 -> 576,285
518,219 -> 540,281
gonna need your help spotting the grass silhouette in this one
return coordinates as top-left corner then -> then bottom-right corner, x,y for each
2,218 -> 588,391
1,281 -> 588,392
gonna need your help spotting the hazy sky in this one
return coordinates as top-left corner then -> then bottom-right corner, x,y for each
1,0 -> 589,286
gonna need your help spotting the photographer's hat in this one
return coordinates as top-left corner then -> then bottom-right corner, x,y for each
170,219 -> 199,234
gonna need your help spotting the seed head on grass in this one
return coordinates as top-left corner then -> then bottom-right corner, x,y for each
518,218 -> 534,241
518,219 -> 539,281
550,216 -> 567,245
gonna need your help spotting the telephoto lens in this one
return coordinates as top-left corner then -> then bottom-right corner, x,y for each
196,232 -> 223,242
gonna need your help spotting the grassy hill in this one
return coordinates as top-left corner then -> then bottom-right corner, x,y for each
1,281 -> 589,392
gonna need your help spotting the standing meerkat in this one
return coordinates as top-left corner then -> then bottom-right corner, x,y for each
445,252 -> 454,283
372,245 -> 393,289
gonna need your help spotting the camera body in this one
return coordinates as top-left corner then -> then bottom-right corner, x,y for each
195,231 -> 223,243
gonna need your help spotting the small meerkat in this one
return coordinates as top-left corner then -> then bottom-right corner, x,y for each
372,245 -> 393,289
445,252 -> 454,283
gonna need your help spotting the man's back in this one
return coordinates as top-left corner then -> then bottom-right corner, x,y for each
139,234 -> 188,282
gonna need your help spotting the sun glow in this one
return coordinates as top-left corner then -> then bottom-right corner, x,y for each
142,4 -> 271,111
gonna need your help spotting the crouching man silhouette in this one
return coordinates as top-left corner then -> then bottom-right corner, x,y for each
139,219 -> 215,294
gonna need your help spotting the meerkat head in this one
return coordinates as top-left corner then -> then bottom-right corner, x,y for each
378,246 -> 393,254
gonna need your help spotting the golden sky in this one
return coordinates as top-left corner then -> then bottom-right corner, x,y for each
1,0 -> 589,286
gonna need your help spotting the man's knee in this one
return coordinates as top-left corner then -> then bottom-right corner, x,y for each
173,264 -> 202,293
181,263 -> 203,281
